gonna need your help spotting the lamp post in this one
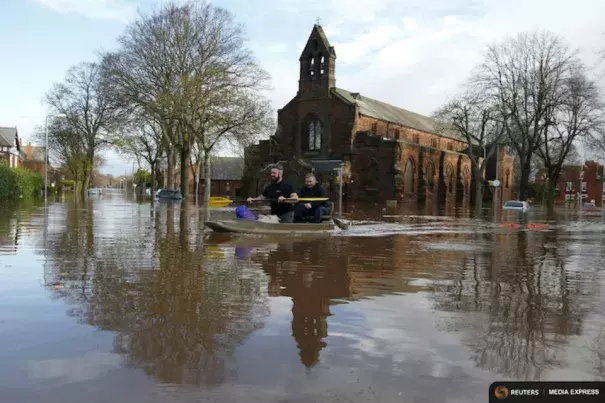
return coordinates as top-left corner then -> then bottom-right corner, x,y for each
44,113 -> 66,204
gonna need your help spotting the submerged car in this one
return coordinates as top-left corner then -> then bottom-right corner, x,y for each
503,200 -> 530,212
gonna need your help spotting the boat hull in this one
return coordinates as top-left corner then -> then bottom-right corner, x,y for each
205,219 -> 335,235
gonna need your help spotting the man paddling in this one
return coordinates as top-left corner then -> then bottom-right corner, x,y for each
247,165 -> 298,223
295,173 -> 329,223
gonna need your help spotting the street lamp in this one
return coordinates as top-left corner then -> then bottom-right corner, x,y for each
44,113 -> 66,204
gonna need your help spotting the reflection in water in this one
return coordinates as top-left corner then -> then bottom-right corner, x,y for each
42,201 -> 270,385
430,230 -> 599,380
3,197 -> 605,401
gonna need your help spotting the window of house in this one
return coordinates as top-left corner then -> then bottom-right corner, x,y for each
447,143 -> 454,151
413,133 -> 419,143
430,138 -> 437,148
394,129 -> 400,139
581,181 -> 587,192
566,182 -> 572,192
371,122 -> 377,134
308,120 -> 322,151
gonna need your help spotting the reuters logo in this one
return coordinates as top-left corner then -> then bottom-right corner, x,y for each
494,386 -> 509,399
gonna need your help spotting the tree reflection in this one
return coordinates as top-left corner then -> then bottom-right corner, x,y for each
430,230 -> 595,380
42,202 -> 270,386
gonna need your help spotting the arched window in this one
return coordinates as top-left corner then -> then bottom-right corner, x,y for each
308,119 -> 322,151
319,55 -> 325,75
404,158 -> 414,193
309,57 -> 315,77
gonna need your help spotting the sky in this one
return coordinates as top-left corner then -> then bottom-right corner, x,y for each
0,0 -> 604,176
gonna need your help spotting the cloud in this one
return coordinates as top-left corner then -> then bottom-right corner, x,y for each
27,351 -> 122,384
33,0 -> 135,22
262,0 -> 605,119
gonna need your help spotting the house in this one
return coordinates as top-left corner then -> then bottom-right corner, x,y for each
536,161 -> 604,206
22,142 -> 46,173
0,127 -> 24,168
189,157 -> 245,199
242,24 -> 515,205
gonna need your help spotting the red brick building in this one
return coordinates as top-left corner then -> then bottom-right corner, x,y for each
243,24 -> 515,205
22,143 -> 46,173
536,161 -> 605,206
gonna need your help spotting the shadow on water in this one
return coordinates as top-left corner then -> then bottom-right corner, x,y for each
2,196 -> 605,401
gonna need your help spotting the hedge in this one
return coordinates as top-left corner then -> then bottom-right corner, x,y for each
0,162 -> 44,200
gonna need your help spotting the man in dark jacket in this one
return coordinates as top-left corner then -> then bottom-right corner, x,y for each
247,165 -> 298,223
294,173 -> 329,223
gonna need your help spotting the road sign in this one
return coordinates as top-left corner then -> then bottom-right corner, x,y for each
492,179 -> 501,187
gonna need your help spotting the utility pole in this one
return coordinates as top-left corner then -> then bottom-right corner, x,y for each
493,143 -> 500,219
601,154 -> 605,221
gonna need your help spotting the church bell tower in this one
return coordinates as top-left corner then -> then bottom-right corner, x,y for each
298,24 -> 336,99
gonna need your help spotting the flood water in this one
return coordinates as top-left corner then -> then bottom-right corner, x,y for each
1,195 -> 605,402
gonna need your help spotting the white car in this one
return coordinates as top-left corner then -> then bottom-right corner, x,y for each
503,200 -> 530,212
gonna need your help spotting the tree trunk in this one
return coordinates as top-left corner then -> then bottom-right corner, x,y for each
517,159 -> 532,201
179,146 -> 189,199
545,168 -> 560,214
166,150 -> 176,189
203,153 -> 212,222
150,161 -> 156,202
194,169 -> 200,205
473,166 -> 483,216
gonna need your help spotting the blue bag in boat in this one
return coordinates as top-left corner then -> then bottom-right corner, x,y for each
235,205 -> 257,220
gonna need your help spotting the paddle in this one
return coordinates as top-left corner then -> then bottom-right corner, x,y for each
208,196 -> 329,207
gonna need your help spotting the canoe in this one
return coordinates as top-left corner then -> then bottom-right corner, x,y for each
205,219 -> 337,235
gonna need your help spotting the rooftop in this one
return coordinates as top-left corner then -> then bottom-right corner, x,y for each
202,157 -> 244,180
0,127 -> 18,148
333,88 -> 470,143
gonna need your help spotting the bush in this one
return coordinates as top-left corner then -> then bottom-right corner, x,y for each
0,163 -> 44,200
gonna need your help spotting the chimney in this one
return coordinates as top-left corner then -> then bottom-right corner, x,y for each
26,143 -> 32,160
351,92 -> 361,100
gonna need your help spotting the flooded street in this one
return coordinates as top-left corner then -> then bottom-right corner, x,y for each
1,196 -> 605,402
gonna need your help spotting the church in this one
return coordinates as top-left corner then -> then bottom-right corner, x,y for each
242,24 -> 515,206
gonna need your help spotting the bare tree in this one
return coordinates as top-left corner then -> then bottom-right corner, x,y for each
102,1 -> 271,204
168,1 -> 272,214
43,62 -> 119,196
100,3 -> 187,191
536,68 -> 605,208
473,31 -> 581,200
114,114 -> 165,198
434,88 -> 506,213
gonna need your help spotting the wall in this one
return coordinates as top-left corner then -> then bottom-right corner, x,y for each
347,131 -> 396,201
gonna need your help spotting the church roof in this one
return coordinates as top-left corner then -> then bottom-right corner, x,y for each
333,88 -> 474,144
